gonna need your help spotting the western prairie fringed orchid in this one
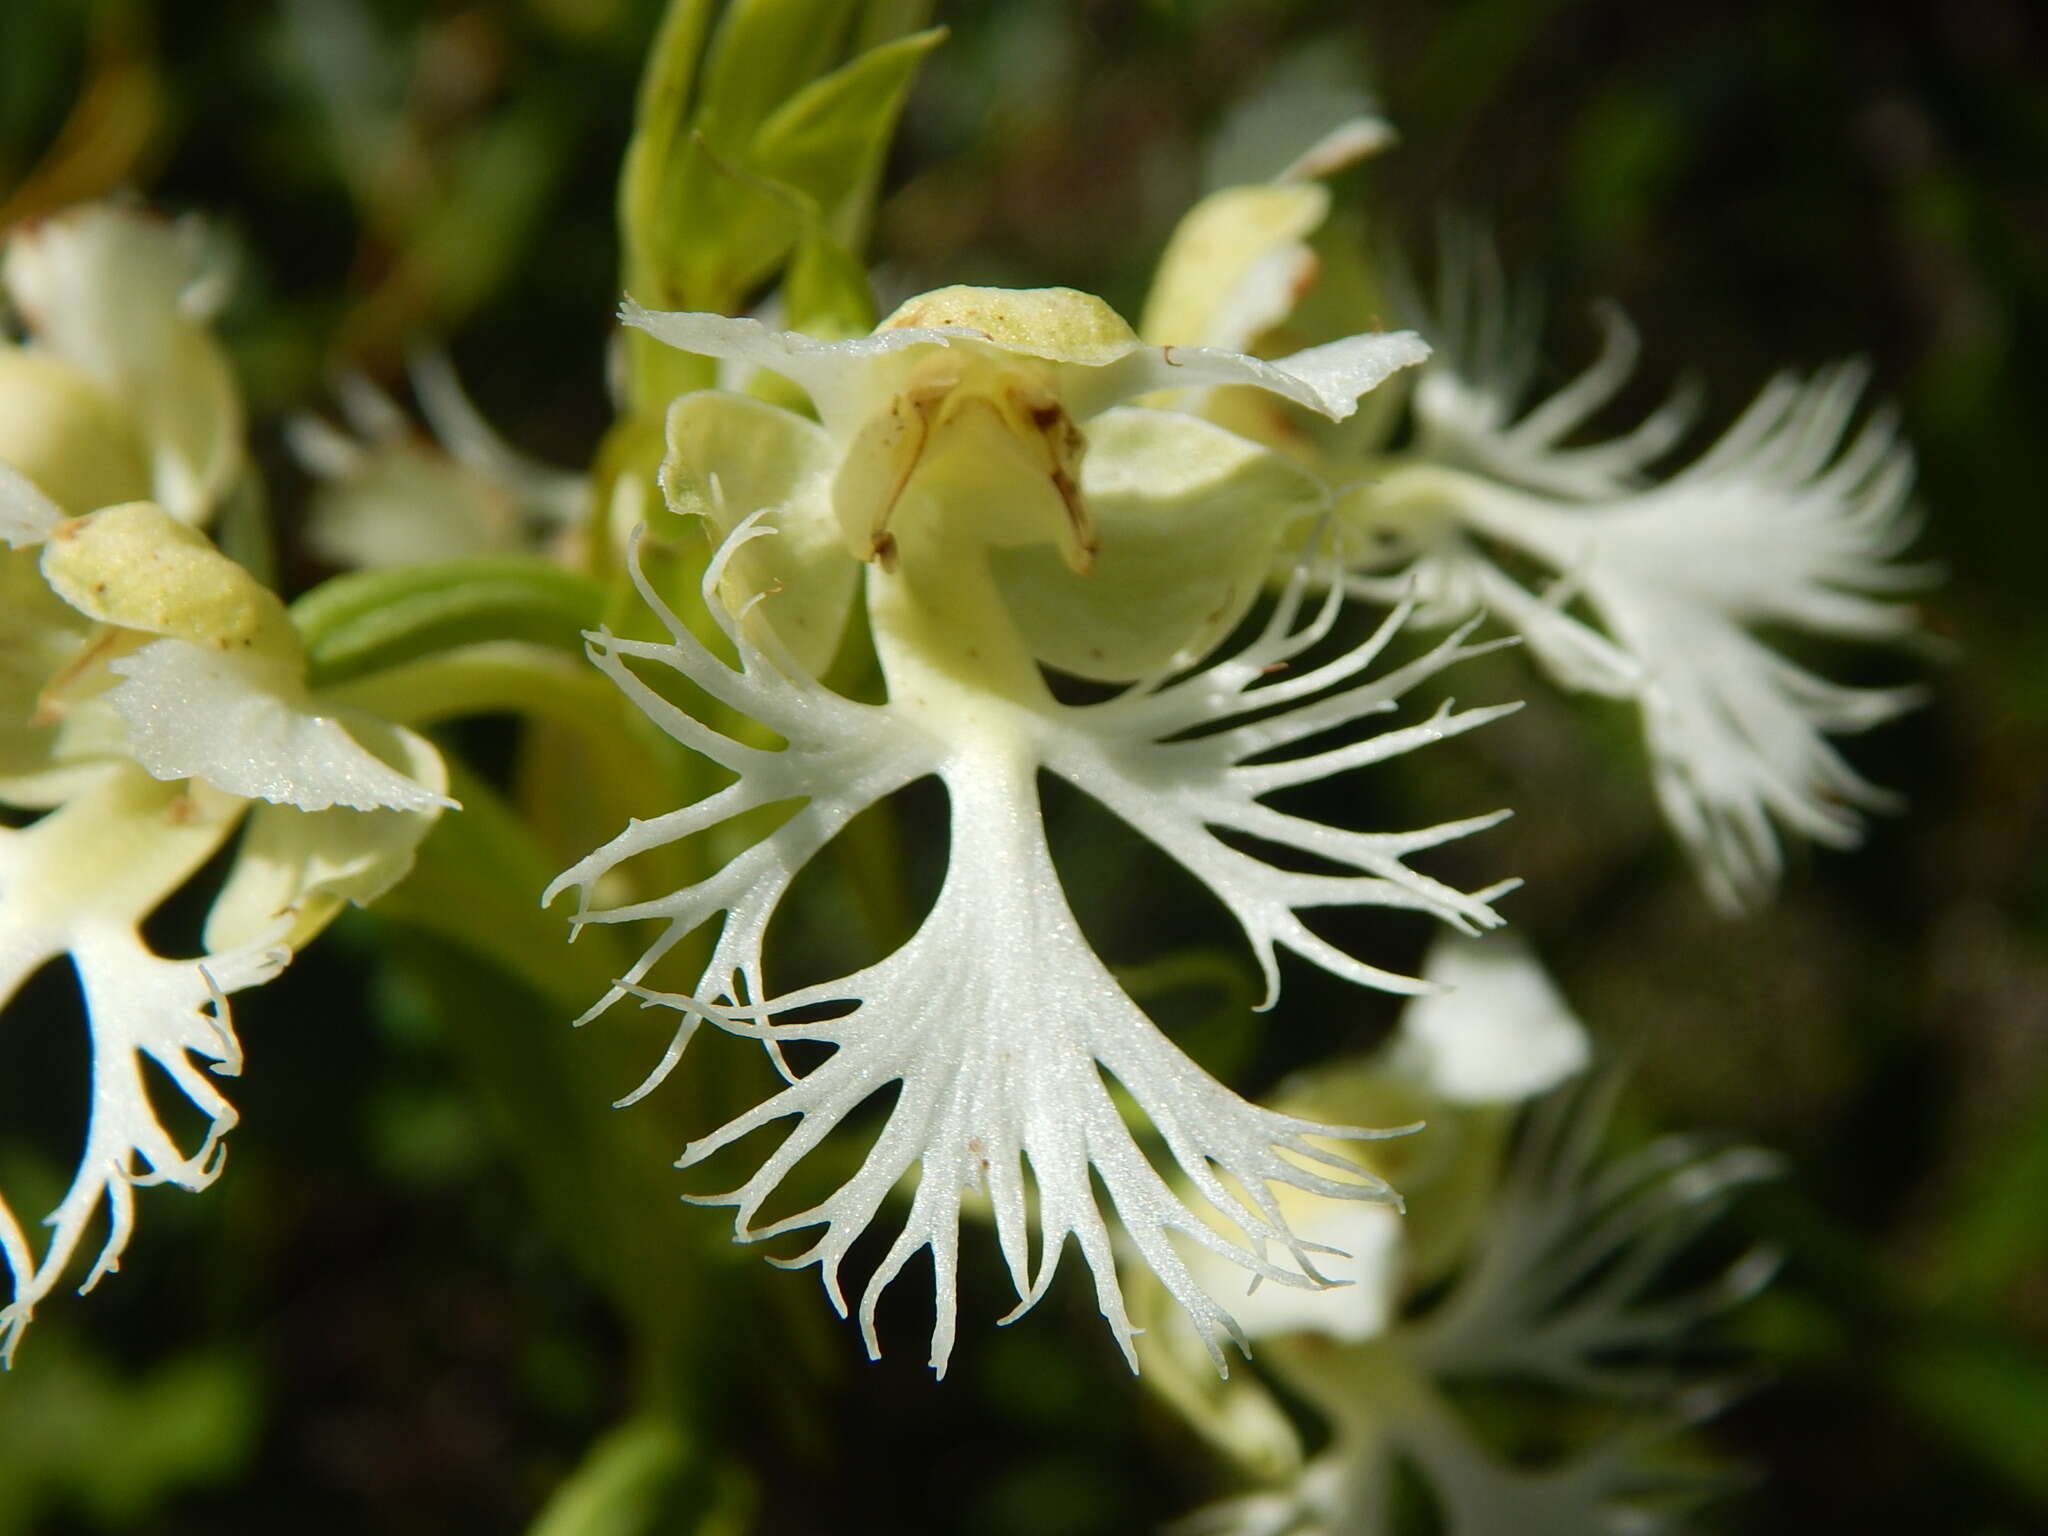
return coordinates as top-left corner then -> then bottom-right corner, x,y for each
1140,933 -> 1779,1536
1141,185 -> 1930,915
0,207 -> 452,1360
1347,265 -> 1928,912
545,284 -> 1526,1373
0,1 -> 1959,1524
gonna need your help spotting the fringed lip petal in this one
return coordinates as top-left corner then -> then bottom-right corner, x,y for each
990,408 -> 1329,682
553,510 -> 1517,1370
0,768 -> 289,1362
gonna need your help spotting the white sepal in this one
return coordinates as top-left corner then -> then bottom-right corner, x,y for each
623,297 -> 1430,431
202,718 -> 452,951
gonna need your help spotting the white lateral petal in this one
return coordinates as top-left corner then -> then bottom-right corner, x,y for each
992,408 -> 1327,680
106,639 -> 455,812
661,391 -> 854,678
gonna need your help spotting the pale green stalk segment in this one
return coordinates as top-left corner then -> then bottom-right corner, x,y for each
291,557 -> 606,688
620,0 -> 722,306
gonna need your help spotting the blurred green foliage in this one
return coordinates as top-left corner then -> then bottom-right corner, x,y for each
0,0 -> 2043,1531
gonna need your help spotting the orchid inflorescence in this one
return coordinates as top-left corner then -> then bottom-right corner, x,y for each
0,14 -> 1928,1530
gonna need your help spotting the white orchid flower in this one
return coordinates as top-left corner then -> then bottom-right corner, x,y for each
1147,934 -> 1774,1536
0,456 -> 451,1361
1167,931 -> 1592,1353
1141,136 -> 1930,914
1333,233 -> 1929,913
548,285 -> 1524,1374
1349,278 -> 1927,911
623,284 -> 1427,665
290,354 -> 586,570
0,203 -> 242,526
